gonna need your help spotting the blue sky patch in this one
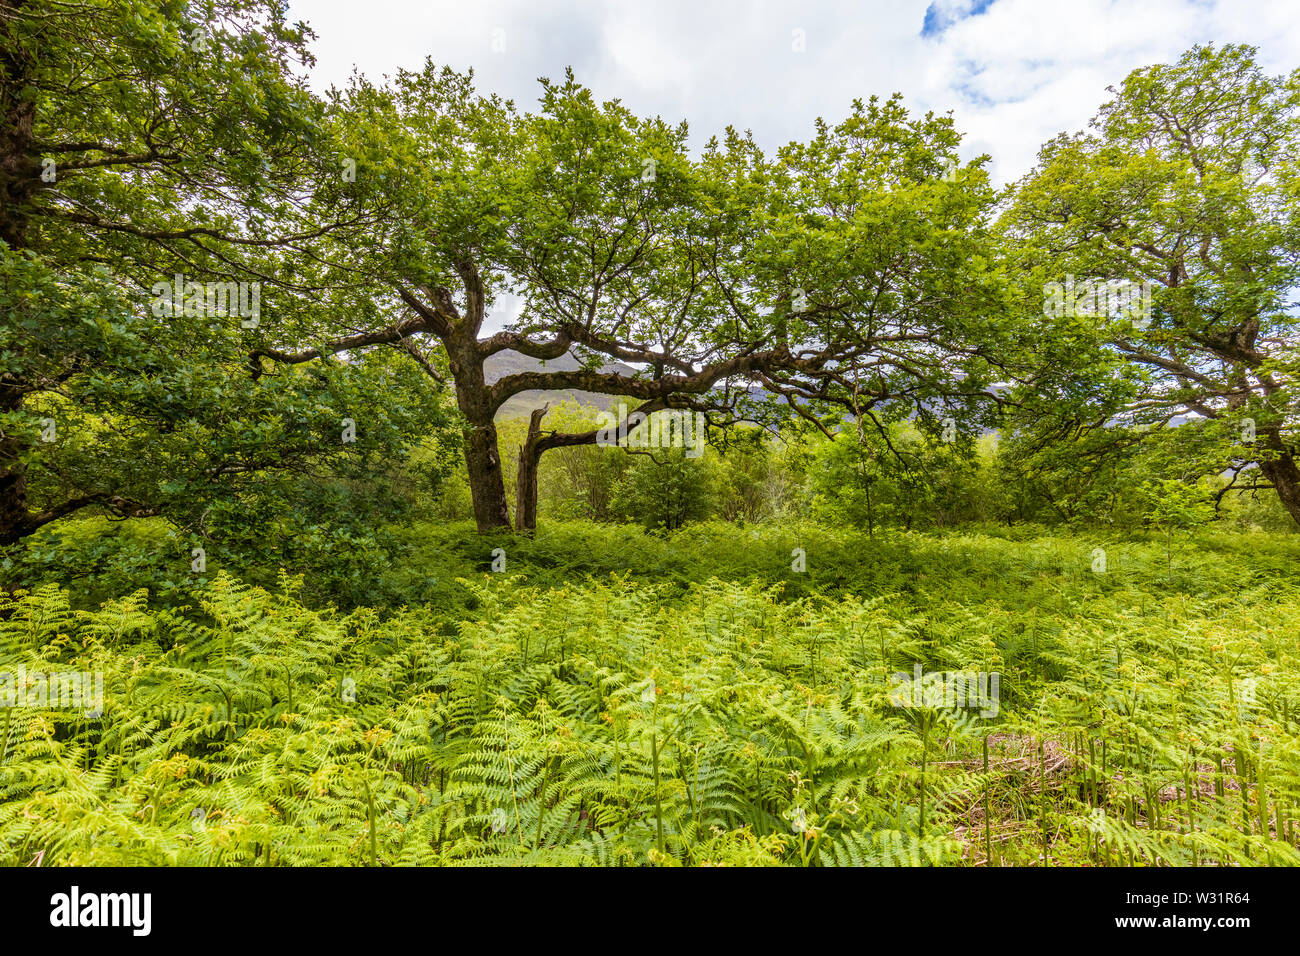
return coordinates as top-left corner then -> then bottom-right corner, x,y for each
922,0 -> 998,38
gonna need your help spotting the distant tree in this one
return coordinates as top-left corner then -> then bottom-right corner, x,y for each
809,424 -> 982,532
612,447 -> 714,531
1004,44 -> 1300,526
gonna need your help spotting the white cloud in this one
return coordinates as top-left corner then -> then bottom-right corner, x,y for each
285,0 -> 1300,326
290,0 -> 1299,185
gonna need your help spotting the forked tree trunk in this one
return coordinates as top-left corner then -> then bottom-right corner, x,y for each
511,400 -> 666,534
448,340 -> 512,531
514,405 -> 550,533
464,418 -> 512,530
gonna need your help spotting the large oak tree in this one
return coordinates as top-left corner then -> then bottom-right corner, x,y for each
253,65 -> 1014,532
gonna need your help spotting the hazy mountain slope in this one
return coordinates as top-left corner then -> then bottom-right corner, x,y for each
485,350 -> 641,420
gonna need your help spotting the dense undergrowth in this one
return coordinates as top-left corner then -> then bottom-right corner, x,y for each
2,523 -> 1298,866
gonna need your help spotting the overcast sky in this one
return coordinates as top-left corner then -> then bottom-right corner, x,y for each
288,0 -> 1300,188
284,0 -> 1300,332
